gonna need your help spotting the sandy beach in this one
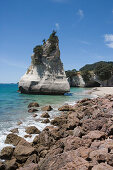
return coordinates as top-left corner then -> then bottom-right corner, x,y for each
89,87 -> 113,97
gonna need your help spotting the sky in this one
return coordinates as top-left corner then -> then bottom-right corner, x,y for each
0,0 -> 113,83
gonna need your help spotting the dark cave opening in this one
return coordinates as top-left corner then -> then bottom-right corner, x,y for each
86,81 -> 101,87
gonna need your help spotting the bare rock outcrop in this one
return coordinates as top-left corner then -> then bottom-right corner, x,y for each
18,31 -> 70,94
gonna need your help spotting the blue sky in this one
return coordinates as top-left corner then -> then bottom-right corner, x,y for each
0,0 -> 113,83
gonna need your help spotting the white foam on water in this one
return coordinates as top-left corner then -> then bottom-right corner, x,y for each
0,89 -> 94,153
0,108 -> 61,152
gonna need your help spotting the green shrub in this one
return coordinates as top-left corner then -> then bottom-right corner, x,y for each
33,45 -> 43,56
80,61 -> 113,72
65,69 -> 77,78
42,39 -> 46,45
47,30 -> 58,55
81,70 -> 92,82
94,63 -> 113,81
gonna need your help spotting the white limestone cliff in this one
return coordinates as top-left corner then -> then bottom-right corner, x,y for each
18,32 -> 70,94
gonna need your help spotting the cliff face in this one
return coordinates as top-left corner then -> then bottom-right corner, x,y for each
18,33 -> 70,94
67,72 -> 113,87
87,74 -> 113,87
68,74 -> 85,87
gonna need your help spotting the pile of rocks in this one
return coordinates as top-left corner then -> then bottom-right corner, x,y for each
1,95 -> 113,169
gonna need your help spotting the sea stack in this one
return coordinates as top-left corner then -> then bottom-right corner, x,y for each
18,31 -> 70,94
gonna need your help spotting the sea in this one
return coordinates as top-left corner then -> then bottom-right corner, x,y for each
0,84 -> 95,152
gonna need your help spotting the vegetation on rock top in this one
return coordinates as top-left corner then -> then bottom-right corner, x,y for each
65,69 -> 77,78
79,61 -> 113,81
47,30 -> 58,55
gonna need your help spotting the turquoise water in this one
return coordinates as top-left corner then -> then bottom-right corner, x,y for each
0,84 -> 92,130
0,84 -> 92,151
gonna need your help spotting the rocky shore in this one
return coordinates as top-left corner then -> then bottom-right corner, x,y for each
0,95 -> 113,169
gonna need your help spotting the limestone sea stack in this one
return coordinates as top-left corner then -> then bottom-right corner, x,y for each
18,31 -> 70,94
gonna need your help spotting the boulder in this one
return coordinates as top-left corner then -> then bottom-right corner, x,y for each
41,106 -> 52,111
51,116 -> 67,127
5,133 -> 22,146
82,118 -> 107,134
10,128 -> 19,133
67,113 -> 80,130
17,163 -> 39,170
17,138 -> 32,147
82,130 -> 105,141
5,158 -> 18,170
14,145 -> 36,163
33,114 -> 37,118
28,108 -> 38,113
0,146 -> 14,160
73,147 -> 92,160
33,128 -> 56,149
92,163 -> 113,170
41,119 -> 50,124
0,162 -> 5,170
58,105 -> 74,111
61,136 -> 84,151
17,121 -> 22,125
107,125 -> 113,136
18,32 -> 70,95
25,126 -> 40,134
89,148 -> 108,164
39,150 -> 90,170
24,134 -> 32,138
28,102 -> 39,108
24,154 -> 39,165
41,112 -> 50,118
73,126 -> 83,137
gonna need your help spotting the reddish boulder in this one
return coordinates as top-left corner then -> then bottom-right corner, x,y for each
41,112 -> 50,118
41,119 -> 50,124
61,136 -> 84,151
33,130 -> 55,149
17,121 -> 22,125
58,105 -> 74,111
0,146 -> 14,160
89,148 -> 108,164
41,105 -> 52,111
107,125 -> 113,136
51,116 -> 67,127
25,126 -> 40,134
39,150 -> 90,170
5,133 -> 23,146
82,130 -> 105,141
28,108 -> 38,113
5,158 -> 18,170
17,138 -> 32,147
73,126 -> 83,137
0,162 -> 5,170
17,163 -> 39,170
33,114 -> 37,118
10,128 -> 19,133
24,134 -> 32,138
14,144 -> 36,163
92,163 -> 113,170
24,154 -> 39,165
28,102 -> 39,108
74,147 -> 92,160
67,113 -> 80,130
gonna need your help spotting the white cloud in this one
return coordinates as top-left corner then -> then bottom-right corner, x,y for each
104,34 -> 113,48
55,23 -> 60,30
77,9 -> 84,19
